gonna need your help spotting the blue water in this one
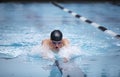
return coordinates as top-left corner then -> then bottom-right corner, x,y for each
0,2 -> 120,77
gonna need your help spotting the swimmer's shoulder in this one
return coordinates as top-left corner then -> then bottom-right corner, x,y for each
42,39 -> 51,45
62,38 -> 69,46
63,38 -> 69,42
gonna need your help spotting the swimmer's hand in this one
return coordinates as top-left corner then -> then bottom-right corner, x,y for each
63,57 -> 69,63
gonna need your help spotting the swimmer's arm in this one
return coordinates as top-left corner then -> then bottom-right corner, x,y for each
63,38 -> 70,46
41,40 -> 48,48
62,39 -> 70,63
41,39 -> 48,45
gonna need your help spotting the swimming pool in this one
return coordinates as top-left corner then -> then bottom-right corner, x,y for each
0,2 -> 120,77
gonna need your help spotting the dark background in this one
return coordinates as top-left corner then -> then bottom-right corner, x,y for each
0,0 -> 120,6
0,0 -> 119,2
0,0 -> 119,6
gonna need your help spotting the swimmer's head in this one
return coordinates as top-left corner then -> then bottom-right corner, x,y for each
50,30 -> 63,41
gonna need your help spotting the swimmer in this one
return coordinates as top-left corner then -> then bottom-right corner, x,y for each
42,30 -> 69,62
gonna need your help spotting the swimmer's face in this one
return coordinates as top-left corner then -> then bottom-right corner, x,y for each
51,40 -> 63,49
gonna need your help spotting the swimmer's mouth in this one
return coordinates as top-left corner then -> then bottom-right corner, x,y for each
55,47 -> 58,49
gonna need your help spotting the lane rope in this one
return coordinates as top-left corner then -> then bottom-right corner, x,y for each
51,2 -> 120,39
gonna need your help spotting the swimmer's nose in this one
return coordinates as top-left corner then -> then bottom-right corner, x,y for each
55,44 -> 59,48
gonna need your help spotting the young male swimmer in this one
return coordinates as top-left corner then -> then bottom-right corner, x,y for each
41,30 -> 69,62
30,30 -> 82,62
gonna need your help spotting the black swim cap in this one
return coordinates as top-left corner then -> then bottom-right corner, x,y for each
50,30 -> 63,41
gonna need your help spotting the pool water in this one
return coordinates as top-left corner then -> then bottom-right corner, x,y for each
0,2 -> 120,77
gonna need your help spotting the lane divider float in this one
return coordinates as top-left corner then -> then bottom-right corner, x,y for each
51,2 -> 120,39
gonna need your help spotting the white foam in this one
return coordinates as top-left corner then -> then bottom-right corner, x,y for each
59,46 -> 83,60
30,45 -> 83,61
0,47 -> 23,58
30,45 -> 54,60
